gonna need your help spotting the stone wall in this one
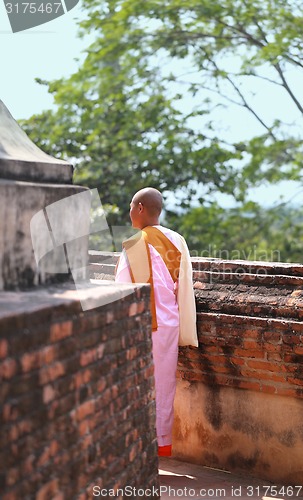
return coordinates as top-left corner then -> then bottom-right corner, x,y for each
0,282 -> 159,499
0,180 -> 89,290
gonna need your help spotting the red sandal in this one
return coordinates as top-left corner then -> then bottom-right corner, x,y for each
158,444 -> 172,457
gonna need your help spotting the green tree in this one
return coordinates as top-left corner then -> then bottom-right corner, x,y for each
21,0 -> 303,252
75,0 -> 303,191
21,0 -> 243,221
167,201 -> 303,263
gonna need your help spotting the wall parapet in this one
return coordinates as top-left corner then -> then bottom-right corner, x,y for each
89,252 -> 303,399
181,258 -> 303,400
0,282 -> 159,498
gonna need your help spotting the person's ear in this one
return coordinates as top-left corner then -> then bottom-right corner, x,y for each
138,202 -> 143,213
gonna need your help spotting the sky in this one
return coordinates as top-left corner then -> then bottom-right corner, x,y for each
0,1 -> 302,209
0,0 -> 87,119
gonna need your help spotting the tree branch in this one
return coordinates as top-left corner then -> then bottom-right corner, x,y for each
215,19 -> 265,48
204,55 -> 277,139
274,62 -> 303,115
252,15 -> 303,70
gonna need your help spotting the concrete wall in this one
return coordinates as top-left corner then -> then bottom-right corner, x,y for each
0,180 -> 89,290
174,382 -> 303,485
0,282 -> 160,499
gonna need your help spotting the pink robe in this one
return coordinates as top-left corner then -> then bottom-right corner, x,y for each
115,226 -> 180,446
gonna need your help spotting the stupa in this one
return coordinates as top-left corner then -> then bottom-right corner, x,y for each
0,100 -> 89,290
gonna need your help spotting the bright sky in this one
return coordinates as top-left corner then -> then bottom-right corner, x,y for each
0,1 -> 87,119
0,1 -> 302,208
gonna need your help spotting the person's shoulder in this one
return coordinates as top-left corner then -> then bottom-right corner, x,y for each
157,225 -> 183,240
156,225 -> 185,248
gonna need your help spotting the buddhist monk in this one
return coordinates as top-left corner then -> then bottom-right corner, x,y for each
115,187 -> 198,456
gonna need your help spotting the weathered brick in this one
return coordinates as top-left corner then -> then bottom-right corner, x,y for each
5,466 -> 19,486
242,339 -> 260,350
242,328 -> 262,339
267,352 -> 283,362
106,310 -> 115,324
20,351 -> 40,373
0,358 -> 18,379
73,311 -> 108,335
263,331 -> 282,343
283,334 -> 301,345
2,402 -> 19,422
36,479 -> 59,500
284,353 -> 303,364
261,384 -> 277,394
72,400 -> 95,422
3,490 -> 19,500
287,376 -> 303,386
229,357 -> 246,366
50,320 -> 73,342
9,419 -> 33,442
80,344 -> 105,367
290,322 -> 303,333
22,454 -> 35,475
52,493 -> 65,500
39,361 -> 65,385
10,325 -> 50,356
238,380 -> 261,391
74,368 -> 92,388
263,342 -> 282,353
37,440 -> 59,468
247,359 -> 285,372
276,387 -> 299,398
43,384 -> 56,404
129,302 -> 138,316
0,338 -> 8,358
48,393 -> 76,420
136,300 -> 146,314
234,348 -> 265,359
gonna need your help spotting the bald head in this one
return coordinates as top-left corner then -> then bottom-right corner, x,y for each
130,187 -> 163,229
133,187 -> 163,216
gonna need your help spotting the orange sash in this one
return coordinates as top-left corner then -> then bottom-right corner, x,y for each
122,226 -> 181,331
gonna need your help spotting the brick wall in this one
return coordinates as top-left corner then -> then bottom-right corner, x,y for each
0,282 -> 160,499
89,253 -> 303,400
89,252 -> 303,485
179,313 -> 303,398
178,258 -> 303,397
174,258 -> 303,485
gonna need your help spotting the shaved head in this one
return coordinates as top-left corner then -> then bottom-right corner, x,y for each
132,187 -> 163,217
129,187 -> 163,229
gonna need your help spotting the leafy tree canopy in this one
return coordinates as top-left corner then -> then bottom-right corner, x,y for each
77,0 -> 303,187
166,201 -> 303,263
21,0 -> 303,261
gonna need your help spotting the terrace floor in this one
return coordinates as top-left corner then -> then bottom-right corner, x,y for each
159,458 -> 303,500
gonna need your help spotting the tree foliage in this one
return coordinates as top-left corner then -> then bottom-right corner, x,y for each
21,0 -> 303,260
166,201 -> 303,263
76,0 -> 303,189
